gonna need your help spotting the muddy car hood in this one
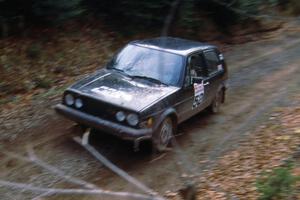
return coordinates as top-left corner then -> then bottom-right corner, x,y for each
69,69 -> 179,112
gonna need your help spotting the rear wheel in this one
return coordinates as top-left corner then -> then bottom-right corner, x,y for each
210,89 -> 224,114
152,117 -> 174,152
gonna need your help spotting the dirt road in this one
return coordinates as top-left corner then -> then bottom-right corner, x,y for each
1,27 -> 300,200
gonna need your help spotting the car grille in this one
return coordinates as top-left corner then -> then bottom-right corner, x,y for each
79,96 -> 117,122
64,91 -> 137,127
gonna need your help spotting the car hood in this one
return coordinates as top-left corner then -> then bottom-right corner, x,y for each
70,69 -> 179,112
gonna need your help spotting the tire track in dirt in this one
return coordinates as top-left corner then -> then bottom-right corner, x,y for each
85,40 -> 300,195
1,37 -> 300,200
139,51 -> 300,195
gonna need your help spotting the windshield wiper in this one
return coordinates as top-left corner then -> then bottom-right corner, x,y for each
131,75 -> 167,85
109,67 -> 130,76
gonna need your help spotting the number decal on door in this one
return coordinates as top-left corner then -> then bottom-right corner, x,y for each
192,81 -> 204,109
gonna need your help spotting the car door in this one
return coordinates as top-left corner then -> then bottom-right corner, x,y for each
176,52 -> 209,122
202,49 -> 225,103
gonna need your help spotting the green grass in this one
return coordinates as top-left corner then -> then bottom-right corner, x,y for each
256,162 -> 300,200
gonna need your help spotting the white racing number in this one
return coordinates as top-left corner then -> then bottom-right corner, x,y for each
192,81 -> 204,109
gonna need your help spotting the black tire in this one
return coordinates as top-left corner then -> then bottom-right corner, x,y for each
152,117 -> 174,152
210,89 -> 224,114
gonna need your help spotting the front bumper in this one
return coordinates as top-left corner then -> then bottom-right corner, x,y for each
55,104 -> 152,140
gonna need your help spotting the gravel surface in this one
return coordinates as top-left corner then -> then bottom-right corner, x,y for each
0,23 -> 300,200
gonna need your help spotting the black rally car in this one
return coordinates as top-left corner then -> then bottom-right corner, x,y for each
55,37 -> 228,151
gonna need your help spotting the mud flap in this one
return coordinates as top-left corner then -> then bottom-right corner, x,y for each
81,128 -> 91,145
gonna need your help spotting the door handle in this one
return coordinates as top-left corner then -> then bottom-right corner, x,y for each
203,82 -> 210,86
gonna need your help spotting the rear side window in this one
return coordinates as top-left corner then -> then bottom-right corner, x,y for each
203,50 -> 220,75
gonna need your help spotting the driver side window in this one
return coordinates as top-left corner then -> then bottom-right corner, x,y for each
184,53 -> 206,87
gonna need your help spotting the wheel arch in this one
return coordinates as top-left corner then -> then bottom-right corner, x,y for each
154,108 -> 178,133
217,83 -> 227,104
221,86 -> 226,103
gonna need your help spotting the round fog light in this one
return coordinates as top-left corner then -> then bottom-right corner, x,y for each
127,113 -> 139,126
75,98 -> 83,108
116,111 -> 126,122
65,94 -> 74,106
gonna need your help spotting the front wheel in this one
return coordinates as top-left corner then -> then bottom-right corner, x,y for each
210,89 -> 224,114
152,117 -> 174,152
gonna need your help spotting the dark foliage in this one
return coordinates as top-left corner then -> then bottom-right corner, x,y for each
84,0 -> 174,31
0,0 -> 297,36
195,0 -> 238,32
32,0 -> 84,24
0,0 -> 83,24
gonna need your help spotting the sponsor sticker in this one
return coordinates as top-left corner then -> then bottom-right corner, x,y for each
193,81 -> 204,109
91,86 -> 133,101
217,64 -> 223,71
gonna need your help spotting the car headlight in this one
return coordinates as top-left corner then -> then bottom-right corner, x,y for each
126,113 -> 139,126
65,94 -> 74,106
116,111 -> 126,122
75,98 -> 83,108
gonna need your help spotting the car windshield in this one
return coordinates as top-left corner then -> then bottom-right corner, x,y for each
107,44 -> 184,86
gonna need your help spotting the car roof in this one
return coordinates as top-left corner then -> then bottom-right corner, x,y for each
130,37 -> 216,56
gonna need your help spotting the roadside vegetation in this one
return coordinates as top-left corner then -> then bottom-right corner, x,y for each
167,96 -> 300,200
0,1 -> 300,200
0,0 -> 299,109
256,162 -> 300,200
